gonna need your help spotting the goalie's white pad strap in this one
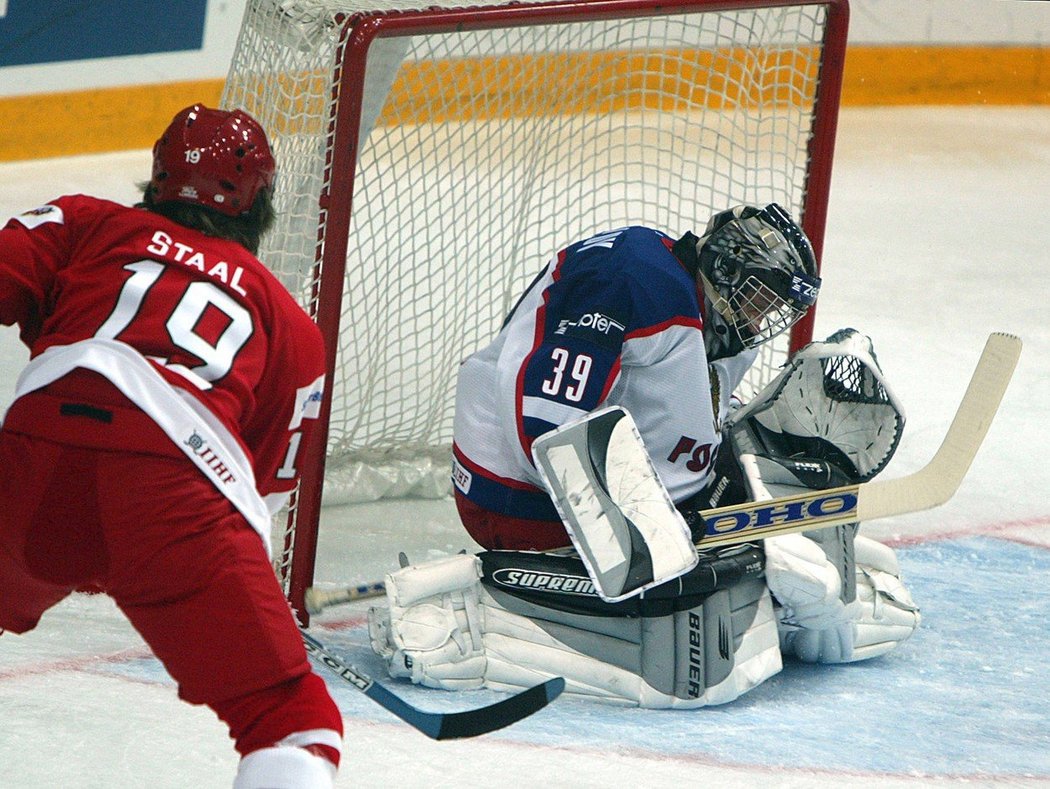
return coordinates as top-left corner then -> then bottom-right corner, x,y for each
385,553 -> 482,608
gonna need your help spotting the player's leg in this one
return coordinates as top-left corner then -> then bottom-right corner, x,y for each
454,490 -> 568,550
0,430 -> 93,633
98,451 -> 342,785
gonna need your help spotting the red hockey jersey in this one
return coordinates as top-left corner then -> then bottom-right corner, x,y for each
0,195 -> 326,520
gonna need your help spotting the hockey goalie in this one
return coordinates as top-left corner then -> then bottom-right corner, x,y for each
368,330 -> 921,707
368,209 -> 921,708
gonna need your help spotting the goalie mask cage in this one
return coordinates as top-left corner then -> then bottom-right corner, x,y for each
221,0 -> 849,620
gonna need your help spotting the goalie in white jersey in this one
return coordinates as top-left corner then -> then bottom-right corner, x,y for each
452,203 -> 818,549
369,205 -> 921,708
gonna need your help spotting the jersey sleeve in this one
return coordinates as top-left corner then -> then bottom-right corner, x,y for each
0,201 -> 71,345
241,290 -> 328,510
515,229 -> 704,458
517,272 -> 629,447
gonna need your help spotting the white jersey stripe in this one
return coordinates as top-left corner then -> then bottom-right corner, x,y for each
521,395 -> 589,426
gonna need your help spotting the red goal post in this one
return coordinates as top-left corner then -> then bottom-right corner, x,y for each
221,0 -> 849,621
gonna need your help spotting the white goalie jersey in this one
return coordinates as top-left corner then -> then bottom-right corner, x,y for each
452,226 -> 757,527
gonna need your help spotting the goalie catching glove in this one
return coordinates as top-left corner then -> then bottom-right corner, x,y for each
729,328 -> 920,663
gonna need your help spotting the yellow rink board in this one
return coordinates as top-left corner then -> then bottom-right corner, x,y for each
1,45 -> 1047,162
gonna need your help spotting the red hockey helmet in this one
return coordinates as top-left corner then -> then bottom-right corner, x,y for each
149,104 -> 275,217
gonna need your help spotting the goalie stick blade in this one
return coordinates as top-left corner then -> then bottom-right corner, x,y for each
301,630 -> 565,740
696,332 -> 1021,549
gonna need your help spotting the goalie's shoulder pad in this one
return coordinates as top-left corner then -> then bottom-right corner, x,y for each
477,543 -> 765,618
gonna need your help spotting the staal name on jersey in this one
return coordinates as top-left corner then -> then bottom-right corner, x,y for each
145,230 -> 248,296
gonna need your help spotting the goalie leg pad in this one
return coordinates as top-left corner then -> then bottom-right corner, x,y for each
781,536 -> 920,664
367,553 -> 488,689
480,576 -> 780,708
763,531 -> 854,631
368,550 -> 781,708
737,448 -> 920,664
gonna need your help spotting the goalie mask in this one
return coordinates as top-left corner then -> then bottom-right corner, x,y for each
696,203 -> 821,354
149,104 -> 276,217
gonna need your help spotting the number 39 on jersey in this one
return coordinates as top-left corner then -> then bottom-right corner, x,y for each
541,347 -> 593,403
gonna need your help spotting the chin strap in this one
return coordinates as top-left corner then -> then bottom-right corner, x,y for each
670,229 -> 744,360
697,271 -> 736,325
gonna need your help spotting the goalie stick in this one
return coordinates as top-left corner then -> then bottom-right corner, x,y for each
301,629 -> 565,739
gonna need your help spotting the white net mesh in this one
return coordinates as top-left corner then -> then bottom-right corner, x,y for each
220,0 -> 841,597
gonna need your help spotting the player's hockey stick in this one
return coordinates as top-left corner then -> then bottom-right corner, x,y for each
696,332 -> 1022,548
301,629 -> 564,739
305,581 -> 386,613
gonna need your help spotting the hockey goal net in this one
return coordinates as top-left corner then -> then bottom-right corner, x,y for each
221,0 -> 848,617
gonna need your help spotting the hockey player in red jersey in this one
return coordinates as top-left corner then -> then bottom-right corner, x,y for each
0,105 -> 342,787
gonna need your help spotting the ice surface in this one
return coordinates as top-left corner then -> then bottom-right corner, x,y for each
1,107 -> 1048,787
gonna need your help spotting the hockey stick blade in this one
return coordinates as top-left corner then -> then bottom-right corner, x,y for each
697,332 -> 1021,549
301,629 -> 565,739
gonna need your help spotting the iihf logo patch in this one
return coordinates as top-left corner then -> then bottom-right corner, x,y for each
184,431 -> 236,484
